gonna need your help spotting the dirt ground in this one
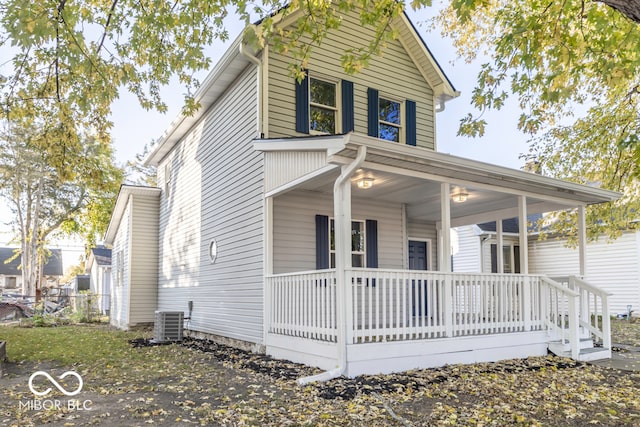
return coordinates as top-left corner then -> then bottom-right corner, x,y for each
1,322 -> 640,426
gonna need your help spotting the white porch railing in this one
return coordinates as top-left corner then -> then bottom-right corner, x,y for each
265,269 -> 611,355
551,276 -> 612,349
348,269 -> 544,343
266,269 -> 337,342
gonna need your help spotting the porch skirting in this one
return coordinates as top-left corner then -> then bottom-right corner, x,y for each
266,331 -> 549,377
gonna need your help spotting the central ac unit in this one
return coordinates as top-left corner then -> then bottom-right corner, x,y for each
153,311 -> 184,343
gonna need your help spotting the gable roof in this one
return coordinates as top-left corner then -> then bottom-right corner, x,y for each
90,246 -> 112,266
104,185 -> 161,244
0,248 -> 64,276
144,7 -> 457,167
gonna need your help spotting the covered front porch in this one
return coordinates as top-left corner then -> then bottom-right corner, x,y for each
255,133 -> 619,377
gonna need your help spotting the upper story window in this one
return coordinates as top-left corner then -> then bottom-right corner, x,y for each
368,88 -> 417,146
378,97 -> 402,142
296,72 -> 353,135
310,78 -> 337,134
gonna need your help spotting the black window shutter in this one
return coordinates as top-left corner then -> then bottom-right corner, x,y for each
490,244 -> 497,273
295,72 -> 310,134
406,100 -> 417,146
366,219 -> 378,268
341,80 -> 354,133
514,245 -> 521,274
315,215 -> 329,269
367,88 -> 379,137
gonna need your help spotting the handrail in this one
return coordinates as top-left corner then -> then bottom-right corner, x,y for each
265,269 -> 336,278
569,275 -> 613,297
540,276 -> 579,297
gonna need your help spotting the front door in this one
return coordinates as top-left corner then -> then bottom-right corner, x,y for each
409,240 -> 428,316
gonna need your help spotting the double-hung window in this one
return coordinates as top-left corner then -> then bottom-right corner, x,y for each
329,219 -> 366,268
378,97 -> 402,142
490,244 -> 521,274
309,78 -> 338,134
367,88 -> 416,145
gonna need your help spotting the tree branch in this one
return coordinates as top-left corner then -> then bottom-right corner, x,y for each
96,0 -> 120,55
596,0 -> 640,23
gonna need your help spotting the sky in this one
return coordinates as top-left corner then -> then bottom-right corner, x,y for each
1,4 -> 532,270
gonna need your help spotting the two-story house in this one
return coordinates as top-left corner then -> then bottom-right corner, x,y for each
105,6 -> 619,378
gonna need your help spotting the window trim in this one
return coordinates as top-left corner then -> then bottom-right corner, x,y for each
378,95 -> 404,143
309,75 -> 341,135
164,163 -> 172,199
116,251 -> 124,287
407,237 -> 432,271
490,242 -> 521,274
329,218 -> 366,268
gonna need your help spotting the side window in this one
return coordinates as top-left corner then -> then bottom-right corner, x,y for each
329,219 -> 365,268
116,251 -> 124,286
310,78 -> 338,134
164,163 -> 171,199
378,97 -> 402,142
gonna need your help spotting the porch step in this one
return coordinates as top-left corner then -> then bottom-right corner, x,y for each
551,347 -> 612,362
548,338 -> 593,355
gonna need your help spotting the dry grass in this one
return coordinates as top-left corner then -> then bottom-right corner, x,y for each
0,321 -> 639,426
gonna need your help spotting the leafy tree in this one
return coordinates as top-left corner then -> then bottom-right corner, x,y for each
125,142 -> 158,187
435,0 -> 640,241
0,119 -> 122,296
0,0 -> 427,156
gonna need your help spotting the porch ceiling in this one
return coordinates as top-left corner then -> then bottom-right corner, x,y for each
255,133 -> 620,226
291,168 -> 558,225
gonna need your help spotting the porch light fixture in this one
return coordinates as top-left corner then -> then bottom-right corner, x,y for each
357,178 -> 375,189
451,188 -> 469,203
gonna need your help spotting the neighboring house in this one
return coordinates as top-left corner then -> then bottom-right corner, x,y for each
455,220 -> 640,316
67,274 -> 90,292
0,247 -> 64,295
529,231 -> 640,316
104,186 -> 160,329
106,7 -> 620,377
86,246 -> 112,315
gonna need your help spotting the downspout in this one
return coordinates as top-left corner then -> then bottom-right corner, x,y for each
298,143 -> 366,385
239,43 -> 263,137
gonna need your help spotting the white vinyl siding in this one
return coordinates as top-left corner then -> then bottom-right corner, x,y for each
157,66 -> 264,344
407,221 -> 438,271
111,200 -> 131,329
451,226 -> 482,273
128,194 -> 160,325
267,9 -> 435,149
529,232 -> 640,315
263,151 -> 329,192
273,191 -> 404,274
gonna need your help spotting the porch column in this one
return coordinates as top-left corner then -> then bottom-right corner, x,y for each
518,195 -> 531,331
334,165 -> 354,354
496,219 -> 504,274
440,183 -> 452,272
518,196 -> 529,274
440,183 -> 453,337
578,205 -> 587,277
264,196 -> 273,275
263,196 -> 273,343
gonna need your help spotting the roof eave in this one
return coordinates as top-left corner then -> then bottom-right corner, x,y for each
104,185 -> 161,244
144,34 -> 252,167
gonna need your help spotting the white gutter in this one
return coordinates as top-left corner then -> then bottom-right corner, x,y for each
239,41 -> 263,138
298,142 -> 365,385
